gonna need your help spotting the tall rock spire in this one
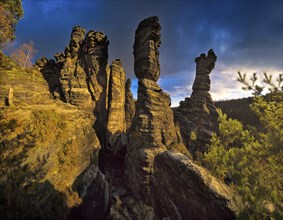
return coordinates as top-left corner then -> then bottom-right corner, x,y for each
126,16 -> 187,204
174,49 -> 219,155
107,59 -> 126,136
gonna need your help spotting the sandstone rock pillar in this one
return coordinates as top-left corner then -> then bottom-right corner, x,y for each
60,26 -> 86,104
174,49 -> 219,155
107,59 -> 126,136
126,16 -> 186,204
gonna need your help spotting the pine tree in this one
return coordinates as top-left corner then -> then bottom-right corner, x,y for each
0,0 -> 23,49
204,73 -> 283,219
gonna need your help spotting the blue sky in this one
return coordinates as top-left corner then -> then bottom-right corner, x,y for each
13,0 -> 283,106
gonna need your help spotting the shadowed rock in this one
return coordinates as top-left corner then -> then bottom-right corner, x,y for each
35,57 -> 64,100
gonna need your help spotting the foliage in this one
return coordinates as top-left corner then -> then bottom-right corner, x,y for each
204,92 -> 283,219
30,109 -> 66,141
10,40 -> 37,67
237,72 -> 283,95
0,0 -> 23,49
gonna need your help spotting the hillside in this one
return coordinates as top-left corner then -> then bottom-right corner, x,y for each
215,97 -> 260,128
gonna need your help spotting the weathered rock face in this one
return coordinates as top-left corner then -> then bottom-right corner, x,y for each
0,102 -> 105,219
80,30 -> 109,116
38,26 -> 111,143
107,59 -> 126,137
174,49 -> 219,155
126,16 -> 187,205
125,78 -> 135,130
41,26 -> 110,118
59,26 -> 87,105
151,151 -> 240,220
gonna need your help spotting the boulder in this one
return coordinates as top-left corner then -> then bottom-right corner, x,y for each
151,151 -> 241,220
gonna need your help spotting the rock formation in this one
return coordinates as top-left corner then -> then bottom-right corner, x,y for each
59,26 -> 86,104
174,49 -> 219,155
125,78 -> 135,130
107,59 -> 126,137
151,151 -> 240,220
37,26 -> 110,140
5,88 -> 14,106
37,26 -> 110,116
80,30 -> 109,121
126,16 -> 187,205
0,18 -> 241,220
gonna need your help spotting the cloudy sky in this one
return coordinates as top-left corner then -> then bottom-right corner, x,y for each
13,0 -> 283,106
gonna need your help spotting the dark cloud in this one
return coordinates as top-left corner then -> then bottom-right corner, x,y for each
13,0 -> 283,104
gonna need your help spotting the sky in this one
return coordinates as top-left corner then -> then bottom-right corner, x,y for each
12,0 -> 283,106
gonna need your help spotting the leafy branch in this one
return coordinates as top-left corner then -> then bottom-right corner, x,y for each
237,72 -> 283,95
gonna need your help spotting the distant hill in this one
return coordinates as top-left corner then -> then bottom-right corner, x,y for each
215,97 -> 260,128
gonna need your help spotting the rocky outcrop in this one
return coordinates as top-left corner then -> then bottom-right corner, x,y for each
151,151 -> 240,220
126,16 -> 187,205
0,101 -> 104,219
59,26 -> 86,104
0,54 -> 51,107
1,52 -> 109,219
125,78 -> 135,130
174,49 -> 219,155
80,30 -> 109,121
107,59 -> 126,137
38,26 -> 110,116
38,26 -> 111,141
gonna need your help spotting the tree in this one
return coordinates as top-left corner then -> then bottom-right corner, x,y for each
204,73 -> 283,219
0,0 -> 24,49
10,40 -> 37,68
